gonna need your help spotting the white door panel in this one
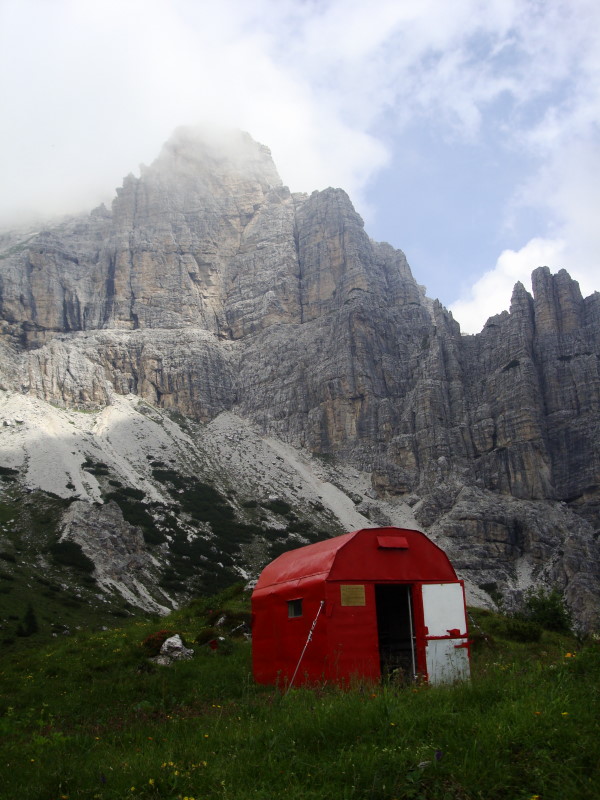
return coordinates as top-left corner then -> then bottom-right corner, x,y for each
426,639 -> 470,684
421,583 -> 470,684
421,583 -> 467,636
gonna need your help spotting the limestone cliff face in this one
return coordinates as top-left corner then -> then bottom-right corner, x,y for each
462,269 -> 600,518
0,128 -> 289,340
1,127 -> 599,628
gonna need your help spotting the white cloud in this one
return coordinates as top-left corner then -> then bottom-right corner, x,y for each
0,0 -> 396,223
446,0 -> 600,331
450,135 -> 600,335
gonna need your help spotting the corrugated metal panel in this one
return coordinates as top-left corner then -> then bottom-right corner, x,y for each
329,529 -> 458,582
253,531 -> 355,590
255,528 -> 458,591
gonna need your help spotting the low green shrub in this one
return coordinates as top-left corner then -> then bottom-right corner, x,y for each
49,540 -> 95,573
502,616 -> 542,642
141,629 -> 176,656
82,458 -> 110,476
195,627 -> 218,645
115,486 -> 146,500
264,498 -> 292,515
105,492 -> 165,543
523,587 -> 572,632
16,603 -> 39,637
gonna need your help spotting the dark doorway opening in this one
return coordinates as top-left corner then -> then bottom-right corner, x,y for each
375,584 -> 415,681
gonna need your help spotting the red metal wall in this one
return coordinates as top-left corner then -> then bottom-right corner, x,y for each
252,575 -> 327,686
322,582 -> 381,683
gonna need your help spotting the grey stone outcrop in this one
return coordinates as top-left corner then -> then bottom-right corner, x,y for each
151,634 -> 194,666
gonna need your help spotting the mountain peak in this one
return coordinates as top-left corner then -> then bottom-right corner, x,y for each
147,125 -> 282,190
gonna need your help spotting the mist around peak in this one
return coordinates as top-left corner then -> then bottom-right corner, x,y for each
144,126 -> 282,189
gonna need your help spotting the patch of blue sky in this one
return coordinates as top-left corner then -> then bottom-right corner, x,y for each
363,119 -> 546,307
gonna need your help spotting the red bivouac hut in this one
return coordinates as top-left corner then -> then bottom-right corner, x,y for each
252,527 -> 470,686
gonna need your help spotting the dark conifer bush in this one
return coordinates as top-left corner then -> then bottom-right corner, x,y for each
16,603 -> 39,637
523,587 -> 572,632
49,540 -> 95,573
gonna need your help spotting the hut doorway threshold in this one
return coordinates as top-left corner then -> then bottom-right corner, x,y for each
375,584 -> 416,682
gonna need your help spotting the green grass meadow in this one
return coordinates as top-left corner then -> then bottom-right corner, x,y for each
0,591 -> 598,800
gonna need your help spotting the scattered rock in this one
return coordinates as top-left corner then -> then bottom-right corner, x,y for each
150,634 -> 194,666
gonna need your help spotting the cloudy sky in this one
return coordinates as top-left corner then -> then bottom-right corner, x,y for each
1,0 -> 598,332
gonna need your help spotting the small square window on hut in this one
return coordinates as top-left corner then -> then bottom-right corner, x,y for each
288,598 -> 303,618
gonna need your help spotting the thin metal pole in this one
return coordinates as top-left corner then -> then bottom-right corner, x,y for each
407,586 -> 417,680
286,600 -> 325,694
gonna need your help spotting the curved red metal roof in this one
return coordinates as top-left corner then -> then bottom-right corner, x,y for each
255,530 -> 355,588
254,527 -> 457,591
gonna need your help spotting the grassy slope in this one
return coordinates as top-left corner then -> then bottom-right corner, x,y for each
0,484 -> 140,640
0,593 -> 598,800
0,466 -> 337,631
